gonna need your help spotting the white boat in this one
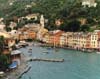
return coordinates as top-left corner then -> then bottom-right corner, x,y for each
28,49 -> 32,53
42,51 -> 49,54
0,71 -> 5,77
96,52 -> 100,54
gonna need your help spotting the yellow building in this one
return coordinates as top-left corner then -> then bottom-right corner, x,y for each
27,30 -> 36,39
41,31 -> 100,50
19,30 -> 36,41
67,32 -> 87,49
78,33 -> 87,49
42,33 -> 50,43
60,33 -> 67,47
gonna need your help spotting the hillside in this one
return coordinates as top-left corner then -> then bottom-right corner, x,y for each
0,0 -> 100,18
1,0 -> 100,32
0,0 -> 76,17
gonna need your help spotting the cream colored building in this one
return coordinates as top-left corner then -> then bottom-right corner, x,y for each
0,30 -> 15,48
0,30 -> 12,38
66,32 -> 87,49
67,33 -> 73,48
25,13 -> 39,20
9,22 -> 17,29
60,33 -> 67,46
0,22 -> 6,30
42,33 -> 50,43
82,0 -> 97,7
41,30 -> 100,50
78,33 -> 87,49
90,31 -> 98,49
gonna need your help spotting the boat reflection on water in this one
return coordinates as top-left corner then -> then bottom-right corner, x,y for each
46,46 -> 59,52
28,48 -> 32,53
55,48 -> 59,52
29,76 -> 32,79
46,47 -> 52,50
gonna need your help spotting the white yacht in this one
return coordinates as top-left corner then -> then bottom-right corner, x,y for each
96,52 -> 100,54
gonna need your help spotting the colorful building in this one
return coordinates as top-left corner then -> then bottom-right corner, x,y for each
40,30 -> 100,50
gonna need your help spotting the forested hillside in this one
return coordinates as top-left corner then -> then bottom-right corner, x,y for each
1,0 -> 100,32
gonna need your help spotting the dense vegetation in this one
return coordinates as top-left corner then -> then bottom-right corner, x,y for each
1,0 -> 100,32
0,36 -> 10,71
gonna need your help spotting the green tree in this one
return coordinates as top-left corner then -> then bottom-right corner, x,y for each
0,36 -> 11,71
13,26 -> 18,30
80,25 -> 90,32
5,26 -> 12,32
0,36 -> 5,54
67,20 -> 81,32
0,54 -> 9,71
86,17 -> 96,25
59,20 -> 68,31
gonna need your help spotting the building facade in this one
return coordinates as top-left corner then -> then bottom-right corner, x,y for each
82,0 -> 97,7
40,30 -> 100,50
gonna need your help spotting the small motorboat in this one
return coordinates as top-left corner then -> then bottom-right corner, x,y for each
28,47 -> 32,50
42,51 -> 49,54
28,49 -> 32,53
96,52 -> 100,54
46,47 -> 52,50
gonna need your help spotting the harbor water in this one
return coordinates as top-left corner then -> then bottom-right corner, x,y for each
19,46 -> 100,79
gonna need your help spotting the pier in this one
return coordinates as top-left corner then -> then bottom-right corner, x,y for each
28,58 -> 64,62
17,65 -> 31,79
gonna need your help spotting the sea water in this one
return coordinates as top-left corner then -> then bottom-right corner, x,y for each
19,46 -> 100,79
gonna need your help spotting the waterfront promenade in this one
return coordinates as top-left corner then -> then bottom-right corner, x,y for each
39,43 -> 95,53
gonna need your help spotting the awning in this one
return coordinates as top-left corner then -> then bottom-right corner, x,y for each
9,61 -> 17,69
11,50 -> 21,55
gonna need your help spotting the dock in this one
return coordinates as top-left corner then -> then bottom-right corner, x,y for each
28,58 -> 64,62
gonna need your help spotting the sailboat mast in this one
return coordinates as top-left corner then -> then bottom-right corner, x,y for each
54,30 -> 55,49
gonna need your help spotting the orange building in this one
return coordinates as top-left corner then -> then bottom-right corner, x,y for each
19,33 -> 25,41
85,34 -> 91,49
49,31 -> 64,46
27,30 -> 36,39
19,30 -> 36,41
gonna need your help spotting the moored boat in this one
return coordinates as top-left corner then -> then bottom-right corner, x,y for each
42,51 -> 49,54
96,52 -> 100,54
